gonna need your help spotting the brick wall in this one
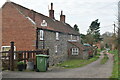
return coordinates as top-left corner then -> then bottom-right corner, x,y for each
2,2 -> 36,51
0,9 -> 2,50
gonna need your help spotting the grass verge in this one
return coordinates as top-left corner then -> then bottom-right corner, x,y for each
109,50 -> 118,78
57,56 -> 99,69
100,54 -> 109,64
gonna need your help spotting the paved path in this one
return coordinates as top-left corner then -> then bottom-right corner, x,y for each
2,53 -> 113,78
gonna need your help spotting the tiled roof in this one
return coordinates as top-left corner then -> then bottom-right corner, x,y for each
68,41 -> 85,50
8,2 -> 79,35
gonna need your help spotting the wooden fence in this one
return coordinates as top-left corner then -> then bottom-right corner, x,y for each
0,42 -> 49,71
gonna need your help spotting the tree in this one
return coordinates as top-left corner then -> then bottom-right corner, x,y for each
74,24 -> 79,32
80,33 -> 94,45
80,19 -> 101,45
85,34 -> 94,45
89,19 -> 100,32
88,19 -> 101,43
101,32 -> 118,50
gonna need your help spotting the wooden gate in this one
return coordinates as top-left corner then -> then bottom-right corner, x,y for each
0,42 -> 49,71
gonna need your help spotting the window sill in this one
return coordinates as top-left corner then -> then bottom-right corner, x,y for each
56,40 -> 59,41
39,40 -> 44,41
71,55 -> 79,56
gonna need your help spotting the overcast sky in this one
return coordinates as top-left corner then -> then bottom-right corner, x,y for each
0,0 -> 119,34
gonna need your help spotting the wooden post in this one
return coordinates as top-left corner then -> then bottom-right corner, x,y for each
24,52 -> 26,64
10,41 -> 14,71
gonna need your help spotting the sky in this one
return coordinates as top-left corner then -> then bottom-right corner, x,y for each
0,0 -> 119,34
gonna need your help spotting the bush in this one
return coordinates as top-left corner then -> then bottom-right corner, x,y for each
109,50 -> 118,78
100,54 -> 109,64
97,49 -> 101,52
17,61 -> 24,65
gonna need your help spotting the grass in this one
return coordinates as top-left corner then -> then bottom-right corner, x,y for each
97,49 -> 102,53
109,50 -> 119,78
57,56 -> 99,69
100,54 -> 109,64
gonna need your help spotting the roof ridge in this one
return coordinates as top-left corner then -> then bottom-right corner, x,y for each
11,2 -> 56,22
3,1 -> 79,35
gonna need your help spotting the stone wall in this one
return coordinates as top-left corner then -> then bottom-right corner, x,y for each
38,29 -> 80,65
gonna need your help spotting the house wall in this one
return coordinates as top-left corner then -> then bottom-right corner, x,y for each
1,2 -> 81,66
82,50 -> 89,59
67,42 -> 83,59
2,2 -> 36,50
38,29 -> 80,65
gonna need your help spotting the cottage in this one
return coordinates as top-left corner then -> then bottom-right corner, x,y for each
1,1 -> 86,65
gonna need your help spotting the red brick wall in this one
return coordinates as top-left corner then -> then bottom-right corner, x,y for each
0,9 -> 2,49
1,2 -> 36,51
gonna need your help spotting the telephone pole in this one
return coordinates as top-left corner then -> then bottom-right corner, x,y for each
118,1 -> 120,78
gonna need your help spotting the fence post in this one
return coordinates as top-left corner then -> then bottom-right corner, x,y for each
10,41 -> 14,71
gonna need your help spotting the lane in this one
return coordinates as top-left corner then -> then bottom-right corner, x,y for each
2,53 -> 113,78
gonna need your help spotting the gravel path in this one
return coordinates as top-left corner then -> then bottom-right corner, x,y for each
2,53 -> 113,78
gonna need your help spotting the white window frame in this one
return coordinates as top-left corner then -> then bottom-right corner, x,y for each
56,32 -> 59,40
77,36 -> 79,41
72,48 -> 79,55
55,46 -> 58,53
71,35 -> 73,40
1,46 -> 16,59
40,30 -> 44,40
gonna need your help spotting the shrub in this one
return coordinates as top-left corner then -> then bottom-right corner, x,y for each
17,61 -> 24,65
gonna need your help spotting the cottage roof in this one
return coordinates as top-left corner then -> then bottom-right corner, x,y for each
3,2 -> 79,35
68,41 -> 85,50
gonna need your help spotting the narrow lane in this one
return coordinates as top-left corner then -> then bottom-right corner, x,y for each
3,53 -> 113,78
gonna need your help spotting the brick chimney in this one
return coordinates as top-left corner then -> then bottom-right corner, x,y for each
49,3 -> 55,19
28,9 -> 35,21
60,11 -> 65,23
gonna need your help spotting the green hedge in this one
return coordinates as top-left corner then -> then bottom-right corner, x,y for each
109,50 -> 118,78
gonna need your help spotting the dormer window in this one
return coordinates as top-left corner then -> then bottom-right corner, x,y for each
40,30 -> 44,40
56,32 -> 59,40
41,20 -> 47,27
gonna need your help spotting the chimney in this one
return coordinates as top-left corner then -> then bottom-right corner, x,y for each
60,11 -> 65,23
28,9 -> 35,21
49,3 -> 55,19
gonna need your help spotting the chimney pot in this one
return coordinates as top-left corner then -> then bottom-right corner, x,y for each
61,11 -> 63,15
60,11 -> 65,23
49,3 -> 55,19
51,3 -> 53,10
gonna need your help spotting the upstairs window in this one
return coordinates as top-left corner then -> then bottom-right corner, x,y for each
40,30 -> 44,40
72,48 -> 79,55
56,32 -> 59,40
